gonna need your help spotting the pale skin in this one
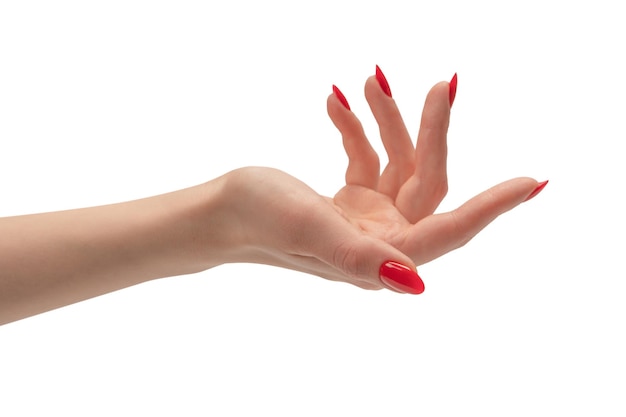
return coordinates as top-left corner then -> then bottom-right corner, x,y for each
0,73 -> 543,325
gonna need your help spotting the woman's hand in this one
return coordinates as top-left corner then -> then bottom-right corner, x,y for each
0,67 -> 547,325
220,68 -> 546,294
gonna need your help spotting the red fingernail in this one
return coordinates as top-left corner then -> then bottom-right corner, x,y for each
375,65 -> 392,97
332,85 -> 351,110
449,73 -> 458,107
379,261 -> 424,294
524,180 -> 549,202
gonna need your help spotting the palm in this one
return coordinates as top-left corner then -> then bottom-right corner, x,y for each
333,185 -> 412,251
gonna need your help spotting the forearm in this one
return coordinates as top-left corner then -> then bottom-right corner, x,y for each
0,175 -> 231,325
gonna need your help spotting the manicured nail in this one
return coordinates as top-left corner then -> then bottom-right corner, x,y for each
524,180 -> 549,202
375,65 -> 392,97
332,85 -> 351,110
379,261 -> 424,294
449,73 -> 458,107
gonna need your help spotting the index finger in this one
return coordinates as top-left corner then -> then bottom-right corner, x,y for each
400,178 -> 547,265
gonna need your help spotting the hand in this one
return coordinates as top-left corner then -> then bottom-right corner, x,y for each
0,68 -> 547,324
220,68 -> 546,294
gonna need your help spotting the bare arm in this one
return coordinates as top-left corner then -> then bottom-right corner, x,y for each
0,177 -> 231,324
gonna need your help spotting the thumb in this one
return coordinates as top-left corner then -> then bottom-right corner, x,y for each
326,233 -> 425,294
285,190 -> 424,294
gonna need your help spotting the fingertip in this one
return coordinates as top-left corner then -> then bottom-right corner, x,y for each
364,74 -> 388,101
379,260 -> 425,295
332,84 -> 351,111
375,65 -> 392,97
327,90 -> 346,125
523,180 -> 549,202
449,73 -> 458,107
327,90 -> 339,111
500,177 -> 547,204
426,81 -> 453,105
418,81 -> 453,132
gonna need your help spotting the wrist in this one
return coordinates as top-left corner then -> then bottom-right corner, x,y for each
171,173 -> 244,273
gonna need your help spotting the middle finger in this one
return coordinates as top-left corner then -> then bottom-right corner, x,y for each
365,66 -> 415,198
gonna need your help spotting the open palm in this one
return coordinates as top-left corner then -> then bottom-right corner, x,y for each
328,68 -> 544,273
227,69 -> 544,295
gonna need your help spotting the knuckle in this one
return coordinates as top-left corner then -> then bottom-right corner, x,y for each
449,210 -> 472,250
438,180 -> 449,200
332,240 -> 362,279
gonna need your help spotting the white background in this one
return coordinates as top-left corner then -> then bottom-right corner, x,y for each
1,1 -> 624,415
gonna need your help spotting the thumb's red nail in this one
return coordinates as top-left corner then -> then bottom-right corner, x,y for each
379,261 -> 424,294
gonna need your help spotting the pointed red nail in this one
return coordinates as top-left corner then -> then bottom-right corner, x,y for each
332,85 -> 351,110
524,180 -> 549,202
379,261 -> 424,294
449,73 -> 458,107
375,65 -> 392,97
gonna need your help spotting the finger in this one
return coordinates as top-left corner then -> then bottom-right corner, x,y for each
401,178 -> 545,265
364,66 -> 414,198
295,196 -> 424,294
328,86 -> 380,189
395,80 -> 452,223
328,235 -> 425,295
